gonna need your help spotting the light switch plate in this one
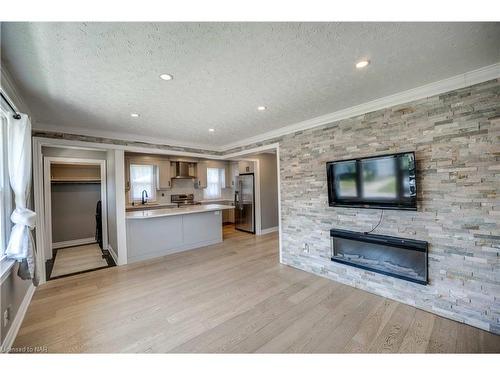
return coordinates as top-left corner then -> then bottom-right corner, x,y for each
3,306 -> 11,327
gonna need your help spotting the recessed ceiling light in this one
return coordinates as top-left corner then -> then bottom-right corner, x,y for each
355,60 -> 370,69
130,113 -> 140,118
208,128 -> 215,132
257,106 -> 267,111
159,73 -> 173,81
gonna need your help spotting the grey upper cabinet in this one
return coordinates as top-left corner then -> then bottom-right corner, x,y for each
229,161 -> 239,188
157,160 -> 172,190
196,161 -> 208,189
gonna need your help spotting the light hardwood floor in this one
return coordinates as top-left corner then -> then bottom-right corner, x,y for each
51,243 -> 108,278
13,226 -> 500,353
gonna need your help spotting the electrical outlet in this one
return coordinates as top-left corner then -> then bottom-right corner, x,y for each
3,306 -> 11,327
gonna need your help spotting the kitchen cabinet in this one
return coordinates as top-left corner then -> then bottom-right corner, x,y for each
222,207 -> 235,223
156,160 -> 172,190
228,161 -> 239,188
202,200 -> 234,223
196,161 -> 208,189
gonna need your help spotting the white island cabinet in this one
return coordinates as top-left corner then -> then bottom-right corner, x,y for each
126,204 -> 233,263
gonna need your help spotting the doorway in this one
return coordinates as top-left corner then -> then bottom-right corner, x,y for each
228,149 -> 280,237
43,157 -> 114,280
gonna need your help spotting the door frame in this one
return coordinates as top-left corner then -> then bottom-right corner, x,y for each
224,143 -> 281,262
32,136 -> 282,283
42,157 -> 108,263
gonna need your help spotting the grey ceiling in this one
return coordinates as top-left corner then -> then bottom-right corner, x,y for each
1,22 -> 499,148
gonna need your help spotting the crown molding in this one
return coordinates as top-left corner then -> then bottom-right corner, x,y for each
219,62 -> 500,152
26,62 -> 500,155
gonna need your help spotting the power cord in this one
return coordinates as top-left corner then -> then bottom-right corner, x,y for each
365,210 -> 384,235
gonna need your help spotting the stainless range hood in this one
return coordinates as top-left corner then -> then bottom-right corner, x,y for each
172,161 -> 196,179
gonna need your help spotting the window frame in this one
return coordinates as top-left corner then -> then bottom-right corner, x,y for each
128,163 -> 157,203
0,110 -> 12,262
203,167 -> 225,200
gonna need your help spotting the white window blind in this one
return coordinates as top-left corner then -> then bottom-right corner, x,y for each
130,164 -> 156,201
204,168 -> 225,200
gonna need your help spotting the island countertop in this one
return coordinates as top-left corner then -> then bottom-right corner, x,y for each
126,204 -> 234,220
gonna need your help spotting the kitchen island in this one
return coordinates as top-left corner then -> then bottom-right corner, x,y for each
126,204 -> 234,263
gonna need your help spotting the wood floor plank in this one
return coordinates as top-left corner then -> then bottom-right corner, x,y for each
426,314 -> 459,353
11,225 -> 500,353
170,274 -> 322,353
368,303 -> 416,353
311,292 -> 381,353
343,298 -> 399,353
254,284 -> 361,353
399,309 -> 436,353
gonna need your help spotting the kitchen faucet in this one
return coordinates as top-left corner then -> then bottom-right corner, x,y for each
141,189 -> 148,205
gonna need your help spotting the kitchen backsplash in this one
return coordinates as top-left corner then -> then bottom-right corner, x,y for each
153,179 -> 234,204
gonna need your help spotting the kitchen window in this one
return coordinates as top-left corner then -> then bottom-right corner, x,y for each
204,167 -> 225,200
130,164 -> 157,202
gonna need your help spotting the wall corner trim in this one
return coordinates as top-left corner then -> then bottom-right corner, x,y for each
260,226 -> 279,235
107,245 -> 118,265
1,283 -> 35,353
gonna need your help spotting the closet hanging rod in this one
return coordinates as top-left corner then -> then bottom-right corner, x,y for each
0,91 -> 22,119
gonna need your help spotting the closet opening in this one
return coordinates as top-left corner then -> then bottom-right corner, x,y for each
43,157 -> 115,280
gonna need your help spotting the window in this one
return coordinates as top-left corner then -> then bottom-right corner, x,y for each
204,168 -> 225,200
130,164 -> 156,202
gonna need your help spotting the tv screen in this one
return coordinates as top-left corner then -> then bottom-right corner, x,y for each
326,152 -> 417,210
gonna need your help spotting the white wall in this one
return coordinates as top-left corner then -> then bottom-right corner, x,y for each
42,146 -> 107,159
106,150 -> 118,259
254,153 -> 279,230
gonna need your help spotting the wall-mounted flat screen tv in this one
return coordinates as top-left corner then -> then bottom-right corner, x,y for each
326,152 -> 417,210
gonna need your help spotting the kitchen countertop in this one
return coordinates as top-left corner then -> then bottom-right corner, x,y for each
126,204 -> 234,219
126,203 -> 177,211
200,199 -> 234,204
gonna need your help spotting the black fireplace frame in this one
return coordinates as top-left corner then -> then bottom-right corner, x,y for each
330,229 -> 428,285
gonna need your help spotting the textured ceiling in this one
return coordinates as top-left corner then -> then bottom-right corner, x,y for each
1,22 -> 499,149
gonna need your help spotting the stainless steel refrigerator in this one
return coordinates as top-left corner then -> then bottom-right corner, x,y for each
234,173 -> 255,233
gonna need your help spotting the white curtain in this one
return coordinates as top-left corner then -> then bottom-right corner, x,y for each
204,168 -> 225,199
5,114 -> 37,280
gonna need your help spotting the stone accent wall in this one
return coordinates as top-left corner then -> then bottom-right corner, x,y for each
251,79 -> 499,333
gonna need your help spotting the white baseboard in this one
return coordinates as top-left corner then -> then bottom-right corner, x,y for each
52,237 -> 96,249
107,244 -> 118,264
260,226 -> 279,235
1,283 -> 36,353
